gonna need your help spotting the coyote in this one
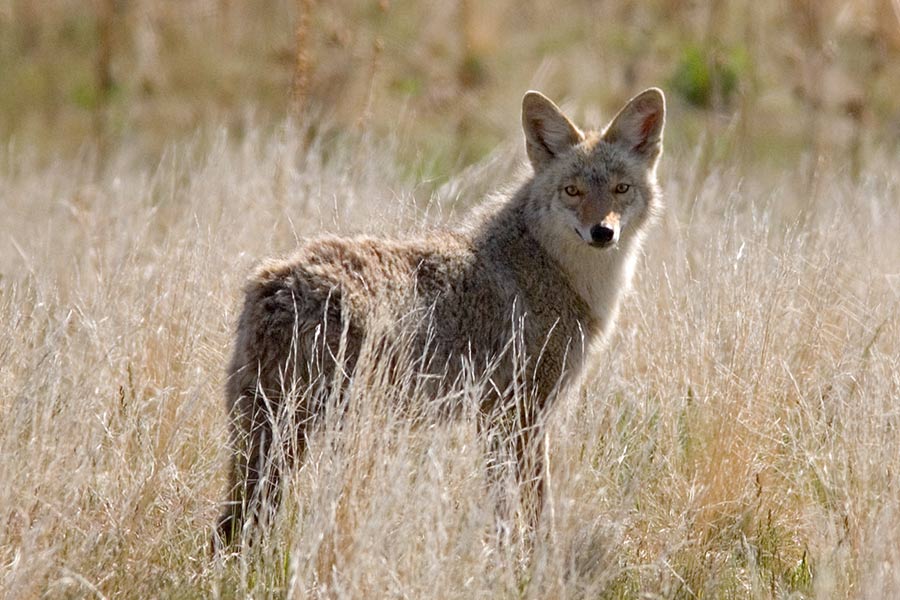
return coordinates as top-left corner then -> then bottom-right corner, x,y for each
216,88 -> 665,547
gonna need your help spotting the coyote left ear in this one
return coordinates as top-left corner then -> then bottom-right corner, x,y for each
603,88 -> 666,165
522,91 -> 584,172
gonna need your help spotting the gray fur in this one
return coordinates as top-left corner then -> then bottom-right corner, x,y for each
215,89 -> 666,548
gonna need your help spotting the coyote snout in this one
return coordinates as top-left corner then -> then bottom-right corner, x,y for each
587,214 -> 619,247
217,87 -> 665,549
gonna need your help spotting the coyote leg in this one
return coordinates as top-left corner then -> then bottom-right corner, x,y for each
215,390 -> 309,551
480,406 -> 546,544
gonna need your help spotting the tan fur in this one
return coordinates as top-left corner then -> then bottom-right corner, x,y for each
215,89 -> 666,548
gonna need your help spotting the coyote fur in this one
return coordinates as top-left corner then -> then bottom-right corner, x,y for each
216,88 -> 666,547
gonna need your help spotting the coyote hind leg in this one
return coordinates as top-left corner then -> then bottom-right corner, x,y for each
214,383 -> 313,551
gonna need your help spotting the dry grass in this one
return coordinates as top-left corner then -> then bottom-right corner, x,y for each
1,116 -> 898,598
4,2 -> 900,598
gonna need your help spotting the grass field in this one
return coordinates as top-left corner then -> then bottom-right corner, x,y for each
2,121 -> 899,598
2,1 -> 900,598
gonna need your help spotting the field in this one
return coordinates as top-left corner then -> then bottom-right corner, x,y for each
2,1 -> 900,598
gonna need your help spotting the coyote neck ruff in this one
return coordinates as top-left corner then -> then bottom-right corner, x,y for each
465,183 -> 640,346
215,88 -> 665,549
530,209 -> 642,336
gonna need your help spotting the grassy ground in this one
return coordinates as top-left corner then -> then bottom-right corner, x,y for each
1,119 -> 898,597
2,1 -> 900,598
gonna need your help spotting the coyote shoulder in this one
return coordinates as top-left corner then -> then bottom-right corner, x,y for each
216,88 -> 666,547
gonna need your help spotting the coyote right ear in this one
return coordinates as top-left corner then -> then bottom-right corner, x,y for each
522,91 -> 584,172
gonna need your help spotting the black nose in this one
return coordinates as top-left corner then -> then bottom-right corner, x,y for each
590,224 -> 615,245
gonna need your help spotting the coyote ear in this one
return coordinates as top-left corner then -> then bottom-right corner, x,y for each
603,88 -> 666,165
522,91 -> 583,172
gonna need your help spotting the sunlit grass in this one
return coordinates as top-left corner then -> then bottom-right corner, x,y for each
0,121 -> 898,597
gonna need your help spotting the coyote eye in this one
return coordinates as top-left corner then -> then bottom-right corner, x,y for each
614,183 -> 631,194
564,185 -> 579,196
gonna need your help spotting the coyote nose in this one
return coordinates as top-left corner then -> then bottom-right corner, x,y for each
589,224 -> 616,246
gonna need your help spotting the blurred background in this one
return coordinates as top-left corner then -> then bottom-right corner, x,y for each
2,0 -> 899,181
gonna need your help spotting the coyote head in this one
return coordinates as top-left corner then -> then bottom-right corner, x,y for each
522,88 -> 665,249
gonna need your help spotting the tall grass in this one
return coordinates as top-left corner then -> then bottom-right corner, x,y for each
1,120 -> 898,598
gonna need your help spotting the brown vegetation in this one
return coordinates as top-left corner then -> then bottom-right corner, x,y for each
1,1 -> 899,597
